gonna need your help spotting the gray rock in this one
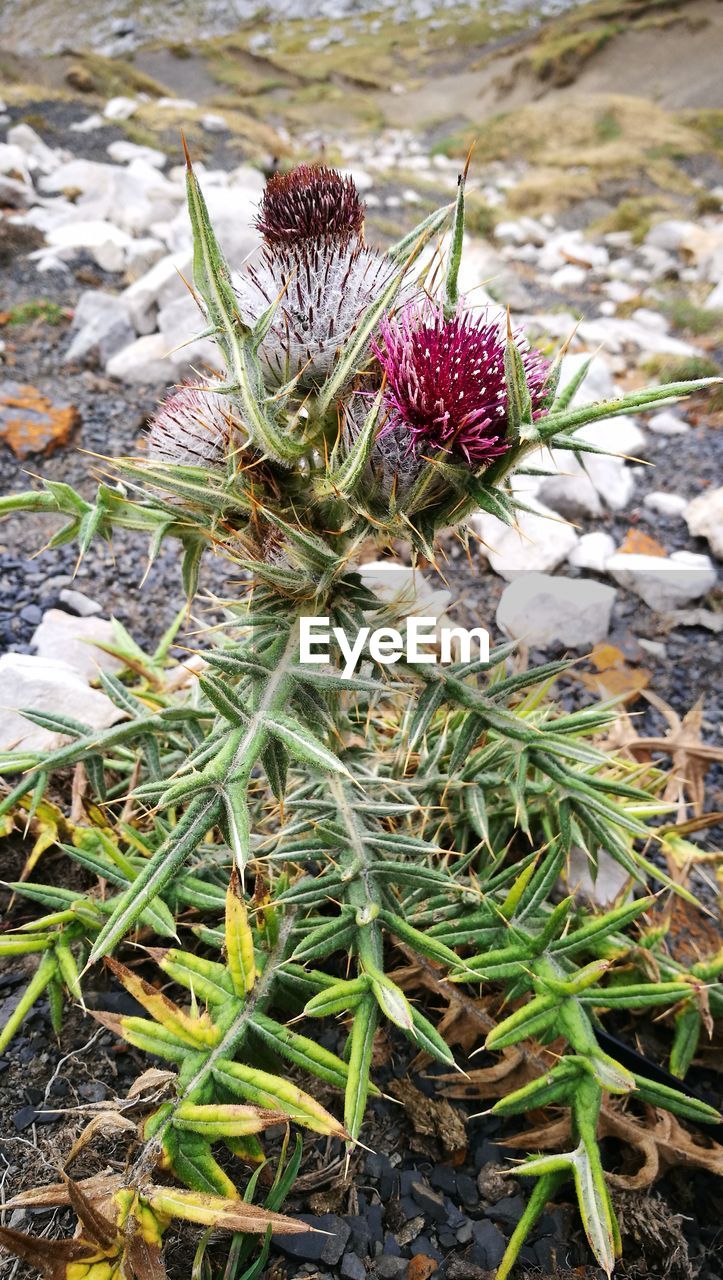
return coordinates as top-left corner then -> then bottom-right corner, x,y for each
496,574 -> 616,648
606,550 -> 716,611
684,486 -> 723,558
58,588 -> 103,616
31,610 -> 124,682
0,652 -> 123,752
64,290 -> 135,366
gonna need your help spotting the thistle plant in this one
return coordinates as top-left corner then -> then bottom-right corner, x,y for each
1,157 -> 721,1280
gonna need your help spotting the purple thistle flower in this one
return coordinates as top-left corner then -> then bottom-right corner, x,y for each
372,305 -> 551,466
255,165 -> 365,247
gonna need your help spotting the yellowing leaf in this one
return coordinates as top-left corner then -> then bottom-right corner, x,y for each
225,869 -> 255,997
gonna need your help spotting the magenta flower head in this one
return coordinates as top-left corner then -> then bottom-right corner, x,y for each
255,164 -> 365,247
372,305 -> 551,467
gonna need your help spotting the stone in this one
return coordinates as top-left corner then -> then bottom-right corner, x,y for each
0,652 -> 123,752
606,550 -> 717,611
566,847 -> 632,907
107,140 -> 166,169
685,487 -> 723,558
550,263 -> 586,290
0,381 -> 79,458
643,491 -> 687,518
163,181 -> 260,263
358,561 -> 451,625
124,236 -> 166,279
470,1219 -> 506,1270
103,96 -> 138,120
706,279 -> 723,310
341,1255 -> 366,1280
65,64 -> 96,92
157,97 -> 198,110
557,350 -> 616,405
70,114 -> 104,133
106,333 -> 174,385
644,219 -> 697,253
0,173 -> 32,207
58,589 -> 103,616
6,123 -> 65,174
537,230 -> 609,272
157,294 -> 223,376
537,453 -> 602,519
0,143 -> 32,184
472,498 -> 578,581
272,1214 -> 350,1265
201,113 -> 229,133
63,290 -> 135,366
568,531 -> 616,573
496,574 -> 616,649
647,410 -> 689,436
577,315 -> 695,357
120,252 -> 193,334
31,611 -> 124,682
36,220 -> 134,273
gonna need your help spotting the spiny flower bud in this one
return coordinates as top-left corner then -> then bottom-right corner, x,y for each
147,385 -> 244,468
237,241 -> 395,389
255,164 -> 365,247
372,305 -> 550,466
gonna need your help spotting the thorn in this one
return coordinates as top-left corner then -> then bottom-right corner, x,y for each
462,138 -> 477,183
181,131 -> 192,169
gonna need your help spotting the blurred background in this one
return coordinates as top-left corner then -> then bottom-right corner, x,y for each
0,0 -> 721,784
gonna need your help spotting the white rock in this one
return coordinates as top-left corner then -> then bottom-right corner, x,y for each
157,295 -> 223,376
557,351 -> 616,405
103,96 -> 139,120
471,498 -> 578,580
31,611 -> 125,683
647,410 -> 689,436
537,454 -> 602,519
38,220 -> 133,273
550,264 -> 586,291
604,280 -> 638,304
124,235 -> 166,279
6,123 -> 65,174
631,307 -> 668,333
201,113 -> 229,133
358,561 -> 451,625
684,487 -> 723,558
120,251 -> 192,333
566,847 -> 631,907
568,531 -> 616,573
0,173 -> 32,207
575,414 -> 647,459
157,97 -> 198,110
0,142 -> 32,184
107,139 -> 166,168
538,230 -> 609,273
706,280 -> 723,310
163,182 -> 260,263
644,219 -> 697,253
106,332 -> 174,384
606,550 -> 717,611
643,491 -> 687,518
496,573 -> 616,648
0,653 -> 123,753
64,290 -> 135,366
577,316 -> 696,357
70,114 -> 104,133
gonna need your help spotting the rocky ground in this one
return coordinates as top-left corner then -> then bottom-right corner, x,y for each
1,2 -> 723,1278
